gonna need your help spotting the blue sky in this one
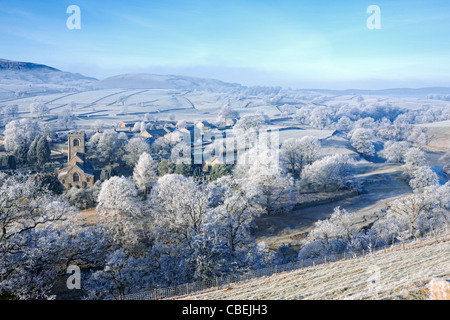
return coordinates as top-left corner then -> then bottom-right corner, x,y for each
1,0 -> 450,89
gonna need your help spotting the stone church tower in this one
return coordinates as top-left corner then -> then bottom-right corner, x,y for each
57,131 -> 94,190
68,132 -> 86,161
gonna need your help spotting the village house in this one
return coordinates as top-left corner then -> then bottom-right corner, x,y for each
140,128 -> 168,139
117,121 -> 134,129
195,120 -> 216,135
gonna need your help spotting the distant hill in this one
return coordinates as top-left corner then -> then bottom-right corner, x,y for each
2,58 -> 450,98
0,59 -> 97,88
307,87 -> 450,97
96,73 -> 245,93
0,59 -> 60,72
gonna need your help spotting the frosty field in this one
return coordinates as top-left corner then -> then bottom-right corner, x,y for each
177,233 -> 450,300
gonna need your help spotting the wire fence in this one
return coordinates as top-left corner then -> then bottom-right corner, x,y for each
119,227 -> 450,300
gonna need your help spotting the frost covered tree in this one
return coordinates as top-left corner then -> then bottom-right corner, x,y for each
117,95 -> 127,106
309,207 -> 359,244
176,119 -> 187,129
403,147 -> 427,175
301,154 -> 353,191
235,144 -> 296,215
281,136 -> 320,178
408,166 -> 439,191
122,136 -> 151,167
353,117 -> 376,131
374,182 -> 450,243
407,126 -> 428,146
309,107 -> 332,129
385,193 -> 427,238
181,175 -> 271,280
423,182 -> 450,229
1,104 -> 18,124
151,137 -> 171,161
336,116 -> 353,132
378,141 -> 411,163
350,128 -> 375,156
86,130 -> 123,163
233,113 -> 267,148
145,174 -> 215,284
206,176 -> 262,252
273,243 -> 297,265
57,110 -> 77,130
298,206 -> 360,260
29,102 -> 49,119
294,107 -> 310,124
4,119 -> 41,164
404,147 -> 427,167
65,180 -> 101,210
150,174 -> 209,245
83,249 -> 157,300
96,176 -> 144,251
0,174 -> 103,299
216,105 -> 239,123
133,152 -> 158,194
87,130 -> 119,163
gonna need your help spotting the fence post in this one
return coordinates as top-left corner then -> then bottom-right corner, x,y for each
362,249 -> 365,258
313,261 -> 315,267
384,246 -> 386,254
343,252 -> 346,260
301,260 -> 303,270
186,283 -> 189,295
154,288 -> 157,300
243,272 -> 246,283
216,277 -> 219,289
324,256 -> 327,264
402,241 -> 405,251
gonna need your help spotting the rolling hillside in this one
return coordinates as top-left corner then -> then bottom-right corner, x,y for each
176,234 -> 450,300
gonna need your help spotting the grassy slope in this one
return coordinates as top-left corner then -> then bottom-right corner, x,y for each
178,235 -> 450,300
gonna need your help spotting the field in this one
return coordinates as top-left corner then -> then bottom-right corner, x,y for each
416,120 -> 450,151
176,233 -> 450,300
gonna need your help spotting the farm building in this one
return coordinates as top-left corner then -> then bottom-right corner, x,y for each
195,121 -> 216,134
